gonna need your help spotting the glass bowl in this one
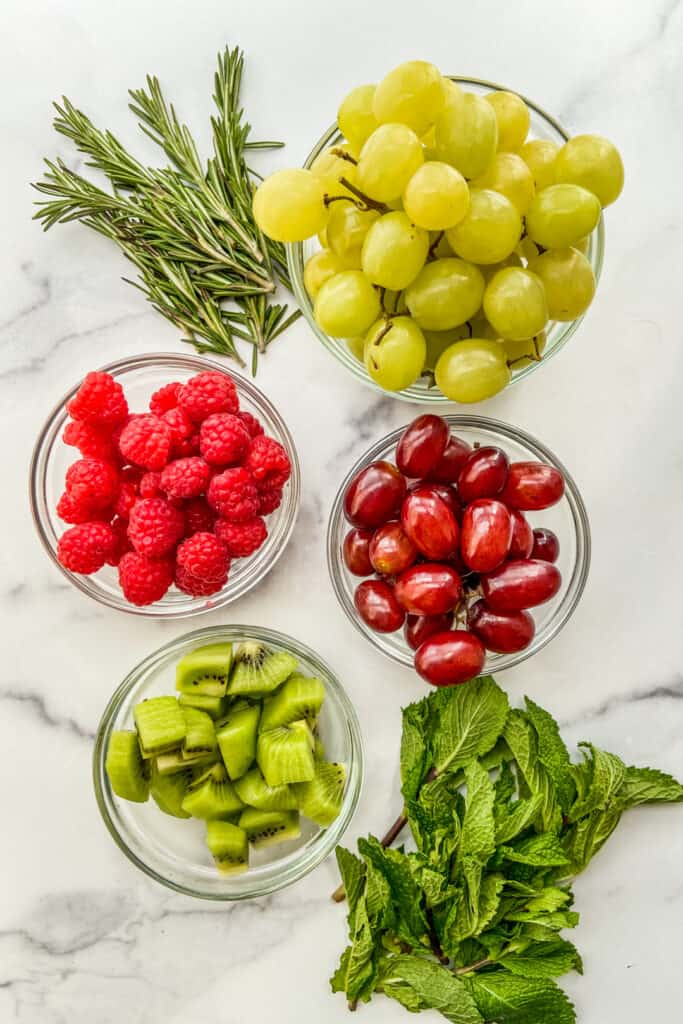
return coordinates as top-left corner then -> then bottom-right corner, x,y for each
29,353 -> 301,617
93,625 -> 363,899
327,415 -> 590,672
288,76 -> 605,404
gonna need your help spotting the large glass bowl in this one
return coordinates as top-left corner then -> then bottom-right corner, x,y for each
93,625 -> 363,900
288,76 -> 605,404
29,353 -> 301,617
327,415 -> 590,672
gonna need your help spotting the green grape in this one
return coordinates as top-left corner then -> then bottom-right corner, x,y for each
364,316 -> 426,391
326,203 -> 379,267
442,78 -> 464,110
484,91 -> 530,151
423,325 -> 471,370
574,235 -> 590,255
338,85 -> 378,154
525,184 -> 601,249
480,251 -> 523,281
303,249 -> 347,298
504,331 -> 547,368
519,139 -> 559,191
252,168 -> 328,242
345,335 -> 366,361
314,270 -> 380,337
435,338 -> 511,402
310,145 -> 357,198
372,60 -> 445,136
356,123 -> 424,202
554,133 -> 624,207
483,267 -> 548,340
402,161 -> 470,230
429,230 -> 454,258
516,236 -> 541,262
435,92 -> 498,179
405,257 -> 485,330
446,189 -> 521,264
529,247 -> 596,321
472,152 -> 535,215
361,212 -> 429,290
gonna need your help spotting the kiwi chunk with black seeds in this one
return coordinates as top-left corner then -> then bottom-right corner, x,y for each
257,720 -> 315,787
259,674 -> 326,732
178,692 -> 230,719
233,767 -> 298,811
238,808 -> 301,848
176,643 -> 233,697
150,764 -> 192,818
206,820 -> 249,875
216,702 -> 260,780
180,762 -> 244,819
134,697 -> 186,758
227,642 -> 298,698
294,761 -> 347,827
105,730 -> 149,802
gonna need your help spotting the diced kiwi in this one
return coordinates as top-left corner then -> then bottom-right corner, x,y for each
181,707 -> 217,760
134,697 -> 186,758
180,762 -> 245,819
175,643 -> 233,697
150,765 -> 192,818
155,748 -> 217,775
216,702 -> 260,780
105,730 -> 149,802
238,808 -> 301,848
294,761 -> 347,827
233,767 -> 299,811
313,734 -> 325,761
206,820 -> 249,875
178,692 -> 230,719
227,642 -> 298,698
259,674 -> 326,732
257,720 -> 315,787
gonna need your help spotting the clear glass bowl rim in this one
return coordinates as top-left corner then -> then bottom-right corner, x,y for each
287,75 -> 606,404
92,624 -> 364,900
327,414 -> 591,671
29,352 -> 301,618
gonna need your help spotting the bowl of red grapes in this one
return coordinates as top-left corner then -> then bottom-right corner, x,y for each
327,413 -> 590,686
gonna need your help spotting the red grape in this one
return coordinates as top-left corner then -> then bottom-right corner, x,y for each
343,528 -> 374,576
499,461 -> 565,510
395,563 -> 462,615
531,527 -> 560,563
460,499 -> 512,572
369,521 -> 417,575
457,446 -> 510,503
396,414 -> 449,477
344,461 -> 407,528
508,509 -> 534,559
426,435 -> 472,483
411,481 -> 462,521
404,612 -> 453,650
414,630 -> 486,687
467,599 -> 535,653
354,579 -> 405,632
482,558 -> 561,611
401,489 -> 459,560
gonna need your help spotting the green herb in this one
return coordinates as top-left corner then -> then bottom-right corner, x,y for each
331,676 -> 683,1021
32,47 -> 299,370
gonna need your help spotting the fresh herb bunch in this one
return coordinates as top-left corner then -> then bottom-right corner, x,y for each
332,677 -> 683,1022
32,47 -> 299,371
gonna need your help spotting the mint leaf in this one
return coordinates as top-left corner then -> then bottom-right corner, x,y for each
495,795 -> 543,845
330,946 -> 351,994
365,860 -> 394,931
502,833 -> 570,867
569,743 -> 626,821
460,761 -> 497,864
494,760 -> 518,813
563,807 -> 622,874
401,696 -> 431,801
508,908 -> 580,931
380,955 -> 484,1024
344,897 -> 378,1004
464,973 -> 576,1024
617,765 -> 683,808
359,836 -> 429,948
500,937 -> 583,978
440,873 -> 504,949
429,676 -> 510,777
336,846 -> 365,923
524,697 -> 575,812
503,711 -> 561,832
522,887 -> 573,914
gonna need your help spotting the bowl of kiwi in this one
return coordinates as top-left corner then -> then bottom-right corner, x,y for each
93,625 -> 363,899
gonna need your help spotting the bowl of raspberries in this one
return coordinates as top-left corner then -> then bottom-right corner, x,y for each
30,354 -> 300,615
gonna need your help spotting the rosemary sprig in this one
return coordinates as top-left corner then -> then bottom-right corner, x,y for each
32,46 -> 300,368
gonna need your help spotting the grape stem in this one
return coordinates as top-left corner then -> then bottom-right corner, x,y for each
338,177 -> 389,213
331,146 -> 358,166
427,231 -> 444,260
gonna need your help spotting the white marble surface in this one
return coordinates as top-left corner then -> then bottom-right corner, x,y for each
2,1 -> 683,1021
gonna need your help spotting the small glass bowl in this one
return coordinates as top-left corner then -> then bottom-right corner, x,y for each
327,416 -> 590,672
93,625 -> 363,900
29,353 -> 301,617
288,76 -> 605,404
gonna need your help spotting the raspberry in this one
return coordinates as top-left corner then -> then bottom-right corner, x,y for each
67,372 -> 128,428
150,382 -> 182,417
174,564 -> 227,597
172,432 -> 200,458
183,498 -> 216,536
162,407 -> 195,449
244,435 -> 292,492
215,516 -> 267,558
63,421 -> 116,462
119,551 -> 173,605
176,532 -> 230,581
57,522 -> 116,574
56,491 -> 93,525
178,371 -> 239,422
139,472 -> 162,499
65,458 -> 119,514
207,467 -> 259,522
128,497 -> 185,558
113,480 -> 138,519
238,411 -> 264,438
118,414 -> 173,471
199,413 -> 250,467
106,516 -> 133,566
160,458 -> 211,500
258,486 -> 283,517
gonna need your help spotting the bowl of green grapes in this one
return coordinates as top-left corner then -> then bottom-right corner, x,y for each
253,62 -> 623,404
